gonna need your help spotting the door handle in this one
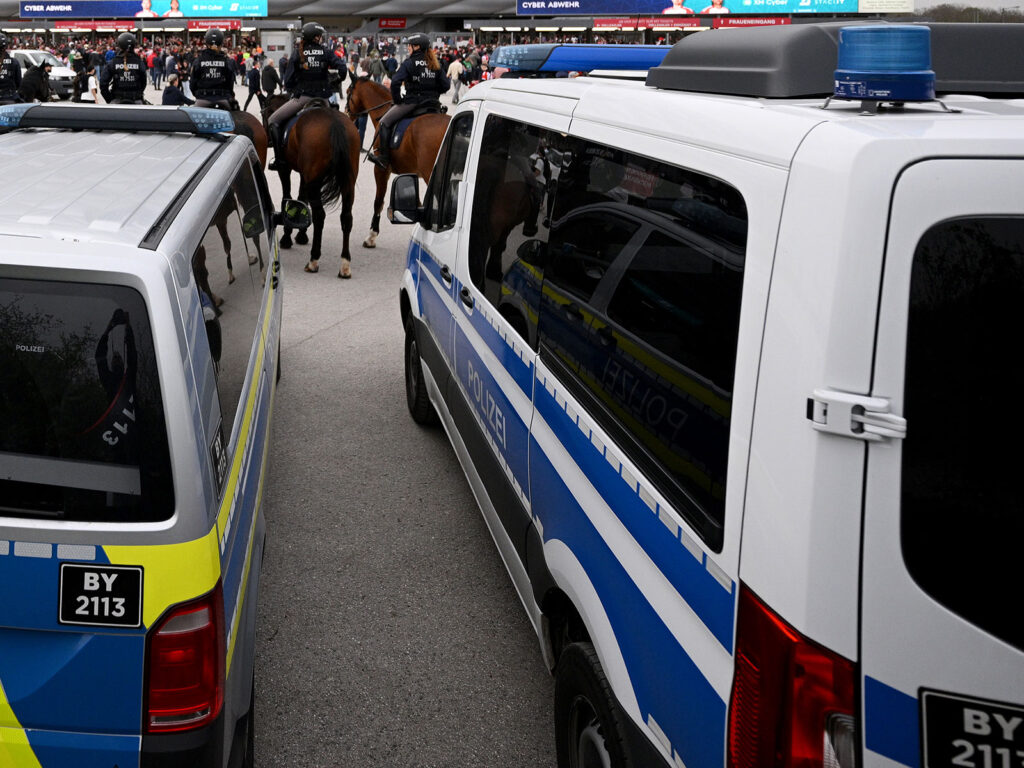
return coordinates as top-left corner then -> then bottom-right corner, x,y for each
564,303 -> 584,321
460,287 -> 474,309
440,265 -> 453,286
597,326 -> 616,347
272,275 -> 279,289
273,260 -> 281,274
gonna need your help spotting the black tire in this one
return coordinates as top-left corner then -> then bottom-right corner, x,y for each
555,643 -> 632,768
404,316 -> 437,426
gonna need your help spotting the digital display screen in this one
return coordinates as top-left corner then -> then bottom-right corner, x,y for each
21,0 -> 267,18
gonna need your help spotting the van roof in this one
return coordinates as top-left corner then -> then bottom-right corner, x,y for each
0,128 -> 223,245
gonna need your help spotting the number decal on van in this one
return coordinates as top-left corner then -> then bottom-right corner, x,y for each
58,563 -> 143,629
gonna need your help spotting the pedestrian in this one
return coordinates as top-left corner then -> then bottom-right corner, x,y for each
100,32 -> 147,104
79,62 -> 98,103
161,72 -> 193,104
150,47 -> 164,89
0,33 -> 23,105
368,34 -> 449,169
243,57 -> 264,111
261,55 -> 281,97
367,49 -> 386,84
446,52 -> 464,104
266,22 -> 344,170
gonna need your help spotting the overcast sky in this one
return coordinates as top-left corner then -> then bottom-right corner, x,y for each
918,0 -> 1023,9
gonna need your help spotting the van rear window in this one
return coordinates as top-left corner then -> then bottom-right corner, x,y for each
902,217 -> 1024,653
0,279 -> 174,522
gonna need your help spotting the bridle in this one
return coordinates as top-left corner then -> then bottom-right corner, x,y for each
345,79 -> 392,119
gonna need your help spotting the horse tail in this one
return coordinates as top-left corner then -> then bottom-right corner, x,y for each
318,115 -> 354,208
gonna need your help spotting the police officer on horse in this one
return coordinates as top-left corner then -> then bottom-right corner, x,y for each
267,22 -> 344,171
190,28 -> 238,110
367,33 -> 449,170
101,32 -> 147,104
0,34 -> 22,105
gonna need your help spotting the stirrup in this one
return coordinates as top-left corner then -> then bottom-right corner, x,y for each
366,151 -> 387,170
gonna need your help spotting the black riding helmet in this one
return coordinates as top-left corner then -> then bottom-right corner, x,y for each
116,32 -> 136,52
204,28 -> 224,47
405,33 -> 429,49
301,22 -> 325,43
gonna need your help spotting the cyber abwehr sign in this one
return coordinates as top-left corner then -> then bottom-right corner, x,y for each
519,0 -> 876,14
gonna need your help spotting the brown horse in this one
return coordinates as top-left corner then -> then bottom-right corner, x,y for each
345,75 -> 450,248
261,94 -> 310,248
231,110 -> 268,168
265,101 -> 361,277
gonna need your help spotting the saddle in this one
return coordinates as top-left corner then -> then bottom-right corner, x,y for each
283,98 -> 337,144
390,100 -> 447,149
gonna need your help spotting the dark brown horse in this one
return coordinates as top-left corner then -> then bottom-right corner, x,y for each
231,110 -> 268,168
345,75 -> 450,248
261,94 -> 311,248
263,100 -> 361,277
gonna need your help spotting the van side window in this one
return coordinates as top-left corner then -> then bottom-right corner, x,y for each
468,115 -> 567,343
191,164 -> 266,448
423,113 -> 473,232
902,216 -> 1024,654
538,142 -> 747,551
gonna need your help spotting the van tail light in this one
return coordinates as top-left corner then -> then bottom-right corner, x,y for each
728,584 -> 857,768
144,583 -> 225,733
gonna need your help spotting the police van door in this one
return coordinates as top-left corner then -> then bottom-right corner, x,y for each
450,104 -> 571,582
412,107 -> 476,412
861,159 -> 1024,767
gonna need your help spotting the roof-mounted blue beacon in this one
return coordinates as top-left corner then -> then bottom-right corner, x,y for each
832,25 -> 935,112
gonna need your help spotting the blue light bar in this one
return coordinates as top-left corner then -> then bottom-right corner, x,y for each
490,44 -> 671,74
0,104 -> 235,134
834,25 -> 935,102
180,106 -> 236,134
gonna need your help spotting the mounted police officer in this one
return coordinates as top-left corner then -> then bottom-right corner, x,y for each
190,28 -> 238,110
100,32 -> 148,104
367,33 -> 449,170
266,21 -> 344,171
0,34 -> 23,105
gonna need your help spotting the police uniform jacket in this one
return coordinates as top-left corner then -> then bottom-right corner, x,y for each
390,50 -> 450,106
190,49 -> 237,99
283,42 -> 343,99
0,50 -> 22,101
101,52 -> 147,101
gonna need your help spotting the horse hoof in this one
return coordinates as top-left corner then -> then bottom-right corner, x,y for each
227,273 -> 235,284
339,260 -> 352,279
304,261 -> 319,273
280,238 -> 292,250
248,256 -> 258,265
362,239 -> 376,249
296,232 -> 309,245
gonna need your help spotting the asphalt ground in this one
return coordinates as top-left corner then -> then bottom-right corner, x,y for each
143,77 -> 557,766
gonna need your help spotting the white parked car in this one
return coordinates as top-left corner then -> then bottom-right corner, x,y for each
12,49 -> 75,99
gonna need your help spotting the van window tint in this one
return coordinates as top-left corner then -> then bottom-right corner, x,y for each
192,163 -> 267,449
468,115 -> 568,344
423,113 -> 473,232
902,216 -> 1024,653
0,280 -> 174,522
538,142 -> 747,551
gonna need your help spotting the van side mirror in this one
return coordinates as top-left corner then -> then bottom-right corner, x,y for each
274,198 -> 312,230
388,174 -> 422,225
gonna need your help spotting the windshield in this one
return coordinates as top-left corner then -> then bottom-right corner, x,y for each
38,52 -> 61,67
0,279 -> 175,523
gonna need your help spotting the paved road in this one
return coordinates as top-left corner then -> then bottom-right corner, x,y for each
152,78 -> 557,767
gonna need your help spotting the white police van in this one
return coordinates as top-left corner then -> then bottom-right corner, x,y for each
0,104 -> 307,768
390,23 -> 1024,768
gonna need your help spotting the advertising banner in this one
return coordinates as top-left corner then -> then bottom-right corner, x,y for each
712,14 -> 791,23
519,0 -> 859,14
54,18 -> 134,26
187,17 -> 241,27
21,0 -> 266,18
378,16 -> 406,28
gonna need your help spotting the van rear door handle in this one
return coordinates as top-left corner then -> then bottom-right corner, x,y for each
440,265 -> 453,286
460,287 -> 474,309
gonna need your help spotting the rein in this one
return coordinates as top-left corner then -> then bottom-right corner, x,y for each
350,97 -> 392,117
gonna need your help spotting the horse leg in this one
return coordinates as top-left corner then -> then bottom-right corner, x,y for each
363,165 -> 389,249
310,193 -> 326,265
278,168 -> 293,249
295,178 -> 310,246
339,184 -> 354,279
217,218 -> 235,283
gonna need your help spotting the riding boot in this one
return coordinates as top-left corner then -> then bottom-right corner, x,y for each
268,123 -> 284,171
368,124 -> 390,169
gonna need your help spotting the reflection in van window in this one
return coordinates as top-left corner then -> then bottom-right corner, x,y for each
902,216 -> 1024,653
538,140 -> 747,551
193,163 -> 267,444
424,113 -> 473,232
469,116 -> 568,344
0,280 -> 174,522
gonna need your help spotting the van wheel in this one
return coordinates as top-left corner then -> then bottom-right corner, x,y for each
555,643 -> 631,768
404,316 -> 437,426
242,674 -> 255,768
